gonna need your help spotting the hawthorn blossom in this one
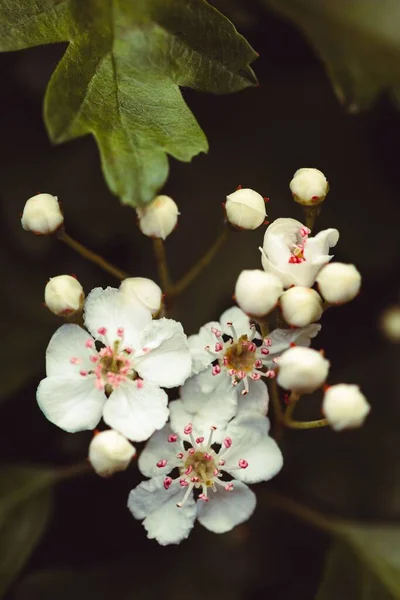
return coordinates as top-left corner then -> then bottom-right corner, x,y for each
188,306 -> 321,394
260,218 -> 339,288
128,416 -> 283,545
37,287 -> 191,441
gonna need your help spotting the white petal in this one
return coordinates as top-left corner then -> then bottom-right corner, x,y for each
138,424 -> 179,478
235,379 -> 270,418
264,324 -> 321,368
37,375 -> 105,432
103,379 -> 169,442
84,287 -> 152,347
188,321 -> 221,375
223,416 -> 283,483
45,324 -> 94,377
128,476 -> 197,545
134,319 -> 191,388
305,228 -> 339,260
197,480 -> 256,534
219,306 -> 254,338
260,250 -> 297,288
169,396 -> 236,444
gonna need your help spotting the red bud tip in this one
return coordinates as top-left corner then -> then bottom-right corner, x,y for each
264,197 -> 270,203
236,184 -> 242,190
290,342 -> 296,348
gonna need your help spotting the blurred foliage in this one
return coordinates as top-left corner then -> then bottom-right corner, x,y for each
262,0 -> 400,112
0,0 -> 257,207
0,467 -> 54,599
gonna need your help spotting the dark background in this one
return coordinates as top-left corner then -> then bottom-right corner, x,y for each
0,3 -> 399,599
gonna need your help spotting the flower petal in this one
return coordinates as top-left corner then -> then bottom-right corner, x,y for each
235,379 -> 269,418
37,375 -> 105,432
223,416 -> 283,483
188,321 -> 221,375
305,228 -> 339,260
264,324 -> 321,368
138,424 -> 179,478
219,306 -> 255,338
103,379 -> 169,442
134,319 -> 191,388
169,398 -> 234,444
128,476 -> 197,545
197,480 -> 256,534
45,324 -> 94,377
84,287 -> 152,347
260,249 -> 297,288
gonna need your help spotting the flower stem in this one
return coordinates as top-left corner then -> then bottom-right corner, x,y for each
171,228 -> 228,297
282,391 -> 329,429
302,205 -> 321,232
58,230 -> 129,281
152,238 -> 172,293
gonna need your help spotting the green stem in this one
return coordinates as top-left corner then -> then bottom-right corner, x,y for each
282,391 -> 329,429
302,205 -> 321,232
152,238 -> 172,293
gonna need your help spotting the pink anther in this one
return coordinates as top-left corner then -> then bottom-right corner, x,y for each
168,434 -> 178,443
215,342 -> 223,352
85,339 -> 94,348
223,437 -> 232,449
198,494 -> 209,502
69,357 -> 80,365
90,355 -> 99,363
185,465 -> 193,476
183,423 -> 193,435
97,327 -> 107,336
218,459 -> 225,466
79,370 -> 88,377
251,372 -> 262,380
239,459 -> 248,469
156,459 -> 168,468
176,452 -> 184,459
136,378 -> 144,389
225,482 -> 234,492
204,453 -> 213,461
212,365 -> 221,376
117,327 -> 124,337
263,337 -> 272,347
179,479 -> 189,487
196,437 -> 204,444
163,476 -> 173,490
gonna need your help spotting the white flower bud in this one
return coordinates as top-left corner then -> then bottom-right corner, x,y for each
322,384 -> 370,431
380,305 -> 400,343
289,168 -> 328,206
225,187 -> 266,230
21,193 -> 64,235
120,277 -> 162,315
235,269 -> 283,317
316,262 -> 361,304
89,430 -> 136,477
136,195 -> 179,240
277,346 -> 330,394
44,275 -> 84,317
280,286 -> 322,327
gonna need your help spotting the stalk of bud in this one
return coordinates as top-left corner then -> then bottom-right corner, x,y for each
322,384 -> 370,431
276,346 -> 330,394
280,286 -> 322,327
44,275 -> 84,317
89,430 -> 136,477
225,188 -> 266,230
120,277 -> 162,315
316,263 -> 361,304
235,269 -> 283,317
21,193 -> 64,235
136,195 -> 179,239
289,168 -> 329,206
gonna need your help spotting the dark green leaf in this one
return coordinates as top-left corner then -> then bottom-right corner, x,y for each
0,0 -> 257,206
0,466 -> 54,598
262,0 -> 400,111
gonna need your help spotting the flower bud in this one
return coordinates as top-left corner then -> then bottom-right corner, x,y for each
235,269 -> 283,317
380,305 -> 400,343
44,275 -> 84,317
89,430 -> 136,477
120,277 -> 162,315
316,262 -> 361,304
280,286 -> 322,327
322,384 -> 370,431
289,168 -> 328,206
136,195 -> 179,240
276,346 -> 330,394
225,188 -> 266,230
21,193 -> 64,235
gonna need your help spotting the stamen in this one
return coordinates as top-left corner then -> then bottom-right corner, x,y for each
211,327 -> 222,338
215,342 -> 223,352
97,327 -> 107,336
225,482 -> 234,492
156,459 -> 168,468
183,423 -> 193,435
251,372 -> 262,380
261,347 -> 270,355
219,459 -> 225,466
206,425 -> 217,447
136,378 -> 144,389
226,321 -> 238,341
239,459 -> 248,469
223,437 -> 232,448
176,452 -> 184,459
212,365 -> 221,376
179,478 -> 189,487
241,378 -> 249,395
185,465 -> 193,476
117,327 -> 124,337
70,357 -> 80,365
266,370 -> 276,379
168,434 -> 178,443
79,370 -> 88,377
85,339 -> 94,349
263,337 -> 272,347
204,453 -> 213,461
176,482 -> 195,507
163,476 -> 173,490
255,359 -> 263,368
195,437 -> 204,444
90,355 -> 99,363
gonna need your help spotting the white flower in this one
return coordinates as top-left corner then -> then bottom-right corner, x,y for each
44,275 -> 85,317
137,195 -> 179,240
120,277 -> 162,315
188,306 -> 321,394
316,263 -> 361,304
129,416 -> 283,545
322,384 -> 370,431
37,287 -> 192,441
88,429 -> 136,477
21,193 -> 64,235
280,286 -> 322,327
235,270 -> 283,317
276,346 -> 330,394
289,168 -> 329,206
225,187 -> 266,230
260,218 -> 339,288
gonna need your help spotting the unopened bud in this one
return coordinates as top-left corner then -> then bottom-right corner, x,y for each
120,277 -> 162,315
225,188 -> 266,230
322,384 -> 370,431
89,430 -> 136,477
290,168 -> 328,206
380,305 -> 400,343
45,275 -> 84,317
21,193 -> 64,235
316,262 -> 361,304
137,195 -> 179,240
235,269 -> 283,317
280,286 -> 322,327
276,346 -> 330,394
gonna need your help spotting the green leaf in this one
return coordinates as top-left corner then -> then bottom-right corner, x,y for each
317,541 -> 396,600
0,0 -> 257,206
0,466 -> 54,598
262,0 -> 400,111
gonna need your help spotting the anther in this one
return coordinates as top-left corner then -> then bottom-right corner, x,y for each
263,337 -> 272,347
196,437 -> 204,444
185,465 -> 193,476
156,459 -> 168,468
239,459 -> 248,469
223,437 -> 232,449
212,365 -> 221,376
117,327 -> 124,337
215,342 -> 223,352
163,476 -> 173,490
69,357 -> 80,365
179,479 -> 189,487
183,423 -> 193,435
211,327 -> 222,338
225,482 -> 234,492
204,453 -> 213,461
198,493 -> 209,502
188,448 -> 195,456
97,327 -> 107,336
90,355 -> 99,363
85,339 -> 94,348
168,434 -> 178,443
218,459 -> 225,466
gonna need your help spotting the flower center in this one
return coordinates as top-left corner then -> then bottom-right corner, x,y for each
224,335 -> 256,373
182,451 -> 217,487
